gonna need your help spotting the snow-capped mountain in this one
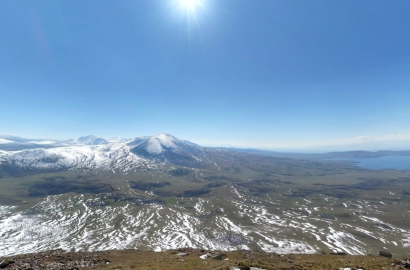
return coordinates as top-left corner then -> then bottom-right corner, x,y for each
0,134 -> 58,151
0,138 -> 13,144
1,143 -> 157,172
0,134 -> 35,143
108,136 -> 132,143
0,134 -> 57,144
128,133 -> 209,166
0,133 -> 210,174
56,135 -> 109,146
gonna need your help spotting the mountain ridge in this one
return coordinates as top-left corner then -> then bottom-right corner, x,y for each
0,133 -> 210,174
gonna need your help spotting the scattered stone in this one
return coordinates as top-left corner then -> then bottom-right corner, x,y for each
330,252 -> 347,256
250,267 -> 266,270
380,250 -> 393,258
224,258 -> 229,261
0,259 -> 13,269
0,250 -> 105,270
200,254 -> 208,259
207,252 -> 223,260
392,259 -> 410,269
229,267 -> 240,270
180,259 -> 185,262
175,252 -> 189,256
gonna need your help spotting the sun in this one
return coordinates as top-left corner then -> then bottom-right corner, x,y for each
181,0 -> 196,7
178,0 -> 201,11
180,0 -> 198,7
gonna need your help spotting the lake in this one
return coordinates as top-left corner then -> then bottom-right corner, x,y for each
328,155 -> 410,170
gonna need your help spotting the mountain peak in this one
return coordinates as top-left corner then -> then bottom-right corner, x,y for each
127,133 -> 205,166
108,136 -> 132,143
77,135 -> 108,145
56,135 -> 108,146
146,133 -> 178,154
153,133 -> 174,138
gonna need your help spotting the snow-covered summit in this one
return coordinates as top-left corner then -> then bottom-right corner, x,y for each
127,133 -> 208,166
0,134 -> 58,150
56,135 -> 108,146
0,138 -> 13,144
128,133 -> 198,155
78,135 -> 108,145
108,136 -> 132,143
145,133 -> 178,154
0,134 -> 56,144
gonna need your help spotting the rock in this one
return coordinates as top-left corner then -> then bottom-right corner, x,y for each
207,252 -> 223,260
0,259 -> 14,269
250,267 -> 266,270
380,250 -> 393,258
175,252 -> 188,256
230,267 -> 240,270
394,259 -> 410,269
330,252 -> 347,255
288,259 -> 293,263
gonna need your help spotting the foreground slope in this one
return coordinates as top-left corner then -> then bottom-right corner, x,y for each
0,249 -> 403,270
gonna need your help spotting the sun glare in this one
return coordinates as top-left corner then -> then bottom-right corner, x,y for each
179,0 -> 201,11
182,0 -> 195,7
181,0 -> 197,7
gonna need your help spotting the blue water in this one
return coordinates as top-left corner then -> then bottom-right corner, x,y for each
329,156 -> 410,170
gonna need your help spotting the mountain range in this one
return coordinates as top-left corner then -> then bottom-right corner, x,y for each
0,133 -> 214,175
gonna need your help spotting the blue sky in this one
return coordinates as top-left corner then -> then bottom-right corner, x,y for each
1,0 -> 410,150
